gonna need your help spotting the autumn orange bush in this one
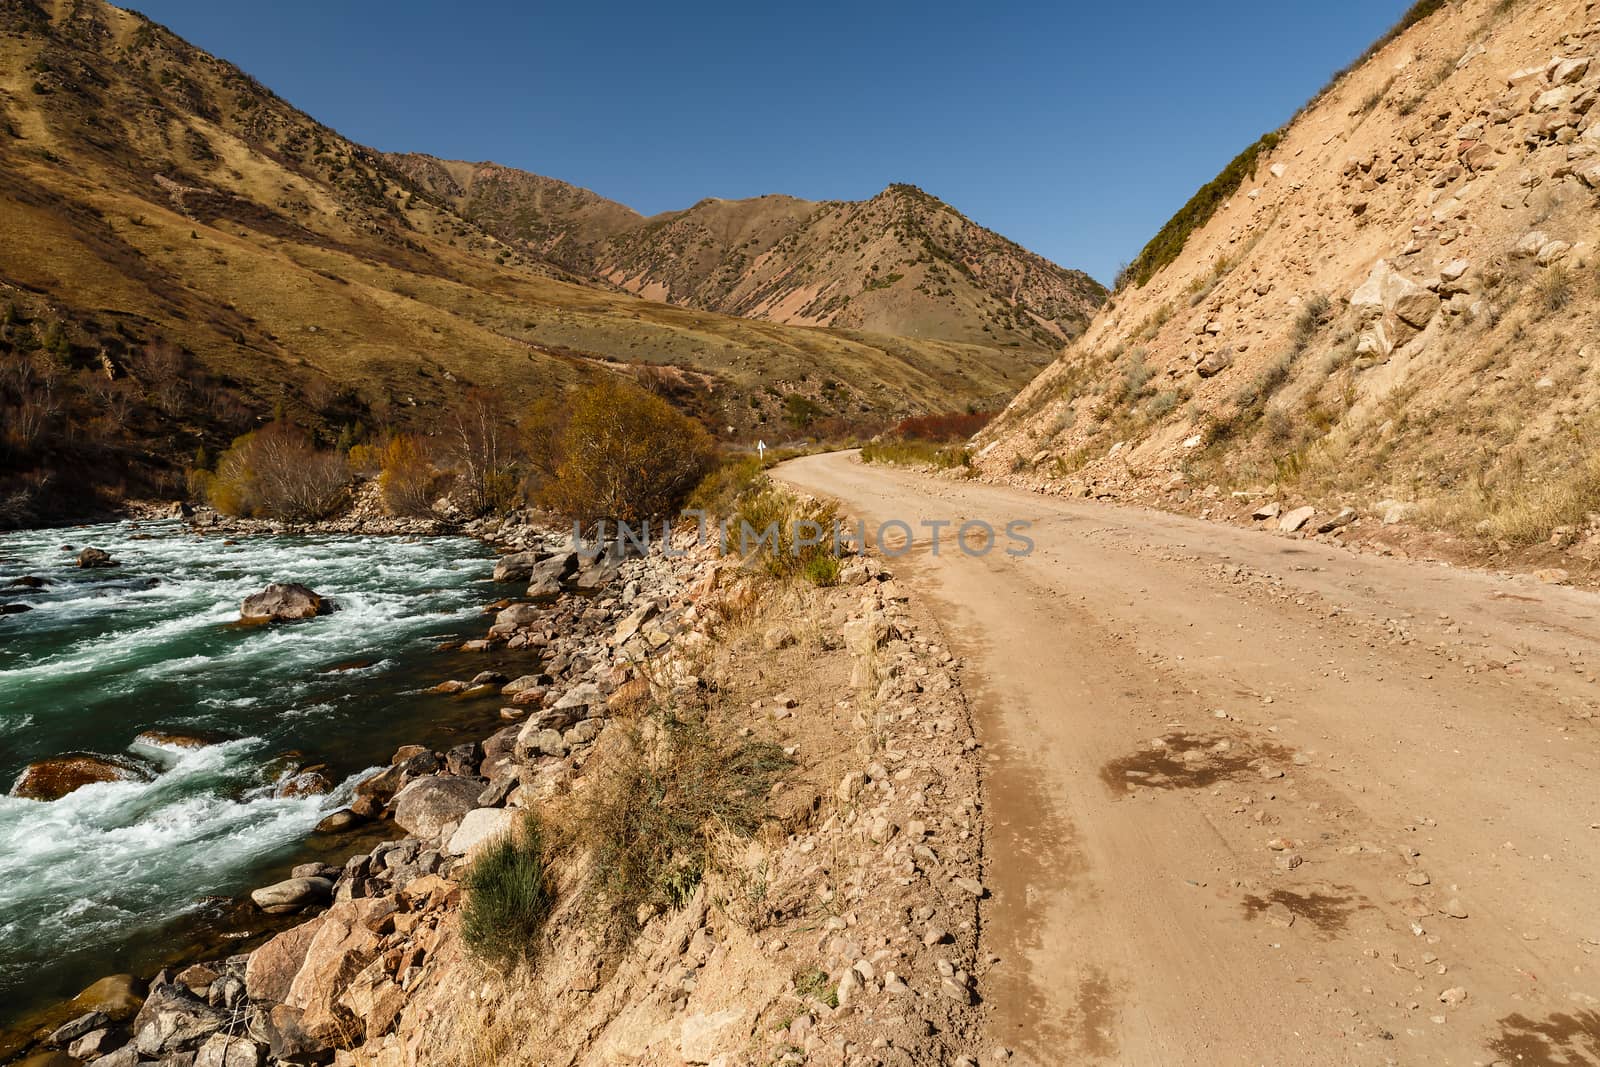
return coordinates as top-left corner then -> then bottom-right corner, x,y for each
378,433 -> 438,517
534,379 -> 716,522
197,421 -> 348,520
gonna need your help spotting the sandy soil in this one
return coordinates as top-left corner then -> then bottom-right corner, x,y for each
776,450 -> 1600,1067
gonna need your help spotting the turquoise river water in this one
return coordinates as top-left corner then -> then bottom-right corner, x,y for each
0,520 -> 530,1026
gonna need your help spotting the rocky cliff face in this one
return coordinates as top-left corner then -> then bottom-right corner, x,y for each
975,0 -> 1600,563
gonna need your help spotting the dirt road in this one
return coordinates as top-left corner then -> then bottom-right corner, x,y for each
775,450 -> 1600,1067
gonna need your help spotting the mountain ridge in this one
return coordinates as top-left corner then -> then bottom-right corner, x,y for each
382,154 -> 1106,349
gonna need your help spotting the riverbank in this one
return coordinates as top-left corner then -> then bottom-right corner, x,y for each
4,507 -> 997,1066
0,521 -> 517,1034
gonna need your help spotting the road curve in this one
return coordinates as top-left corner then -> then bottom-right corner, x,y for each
775,449 -> 1600,1067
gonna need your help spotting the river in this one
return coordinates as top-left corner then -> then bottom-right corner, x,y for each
0,520 -> 525,1026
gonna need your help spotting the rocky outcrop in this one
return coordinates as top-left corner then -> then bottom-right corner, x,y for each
76,547 -> 118,568
240,583 -> 329,622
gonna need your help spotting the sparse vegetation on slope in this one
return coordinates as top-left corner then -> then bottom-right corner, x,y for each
978,0 -> 1600,573
1122,133 -> 1281,289
397,163 -> 1108,351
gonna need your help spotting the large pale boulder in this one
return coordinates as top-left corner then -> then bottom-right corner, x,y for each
553,681 -> 603,711
194,1032 -> 261,1067
392,775 -> 483,843
445,807 -> 519,857
245,919 -> 324,1003
680,1009 -> 744,1064
1513,230 -> 1551,258
494,603 -> 544,629
1279,506 -> 1316,533
249,876 -> 333,915
1350,260 -> 1436,354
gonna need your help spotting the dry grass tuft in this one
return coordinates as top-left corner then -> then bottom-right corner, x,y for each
558,713 -> 789,948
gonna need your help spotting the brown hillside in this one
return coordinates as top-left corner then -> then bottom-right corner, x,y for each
976,0 -> 1600,570
0,0 -> 1061,519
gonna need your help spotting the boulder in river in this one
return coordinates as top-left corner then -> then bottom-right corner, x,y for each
10,754 -> 151,801
76,547 -> 118,568
0,603 -> 31,615
273,768 -> 333,798
491,550 -> 541,583
68,974 -> 146,1022
132,729 -> 230,751
240,583 -> 328,622
313,808 -> 363,834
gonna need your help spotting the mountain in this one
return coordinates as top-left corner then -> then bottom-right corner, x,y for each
383,156 -> 1106,349
0,0 -> 1079,520
974,0 -> 1600,559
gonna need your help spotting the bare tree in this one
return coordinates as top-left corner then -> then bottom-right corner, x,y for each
132,342 -> 192,417
445,387 -> 517,515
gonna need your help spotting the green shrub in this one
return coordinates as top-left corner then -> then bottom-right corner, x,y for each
535,379 -> 717,522
460,816 -> 553,970
801,554 -> 842,587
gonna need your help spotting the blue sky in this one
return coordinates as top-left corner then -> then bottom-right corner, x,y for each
130,1 -> 1411,284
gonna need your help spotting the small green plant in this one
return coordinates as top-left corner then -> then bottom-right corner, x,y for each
460,816 -> 553,970
801,553 -> 842,587
793,967 -> 839,1009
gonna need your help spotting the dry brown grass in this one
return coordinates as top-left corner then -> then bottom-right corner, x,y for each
1423,451 -> 1600,545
